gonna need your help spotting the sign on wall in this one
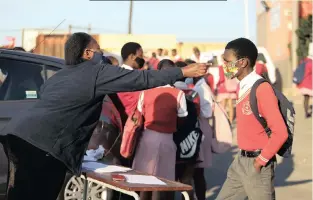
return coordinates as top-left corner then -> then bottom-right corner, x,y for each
270,1 -> 281,31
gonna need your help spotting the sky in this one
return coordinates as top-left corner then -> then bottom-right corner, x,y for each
0,0 -> 257,46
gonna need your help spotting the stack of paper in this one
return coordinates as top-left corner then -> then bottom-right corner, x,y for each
82,162 -> 132,173
122,174 -> 167,185
95,165 -> 131,173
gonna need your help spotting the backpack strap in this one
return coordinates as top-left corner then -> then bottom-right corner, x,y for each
249,78 -> 272,137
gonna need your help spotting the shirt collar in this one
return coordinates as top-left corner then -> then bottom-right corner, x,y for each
157,84 -> 172,88
238,71 -> 262,98
121,64 -> 133,70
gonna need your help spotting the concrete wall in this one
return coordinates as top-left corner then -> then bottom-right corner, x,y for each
257,0 -> 293,89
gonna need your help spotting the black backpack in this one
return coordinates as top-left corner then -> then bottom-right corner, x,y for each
249,79 -> 295,158
173,91 -> 203,163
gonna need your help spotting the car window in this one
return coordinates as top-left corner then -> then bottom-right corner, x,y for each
0,59 -> 44,101
41,66 -> 59,80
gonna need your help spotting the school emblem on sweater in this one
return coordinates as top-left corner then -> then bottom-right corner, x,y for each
242,101 -> 252,115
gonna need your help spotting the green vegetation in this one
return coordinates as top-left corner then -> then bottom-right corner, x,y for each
296,15 -> 312,60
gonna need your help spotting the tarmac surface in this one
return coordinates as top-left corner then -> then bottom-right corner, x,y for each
204,92 -> 312,200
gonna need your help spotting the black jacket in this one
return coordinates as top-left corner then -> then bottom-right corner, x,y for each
1,61 -> 183,175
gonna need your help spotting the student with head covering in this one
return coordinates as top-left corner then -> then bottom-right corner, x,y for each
0,32 -> 208,200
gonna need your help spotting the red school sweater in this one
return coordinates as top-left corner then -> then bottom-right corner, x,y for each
236,82 -> 288,166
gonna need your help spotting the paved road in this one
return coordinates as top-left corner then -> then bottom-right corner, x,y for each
204,93 -> 312,200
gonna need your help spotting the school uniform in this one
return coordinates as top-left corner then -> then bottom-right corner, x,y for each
173,55 -> 183,62
193,79 -> 214,168
297,57 -> 312,96
148,57 -> 159,70
204,73 -> 215,91
116,64 -> 141,122
217,71 -> 288,200
132,85 -> 188,180
175,80 -> 214,168
255,62 -> 268,76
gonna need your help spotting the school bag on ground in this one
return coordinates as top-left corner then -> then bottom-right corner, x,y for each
173,91 -> 203,163
293,61 -> 307,85
249,79 -> 295,158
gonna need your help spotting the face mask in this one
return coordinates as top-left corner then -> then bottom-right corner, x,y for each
135,57 -> 145,68
101,56 -> 112,65
90,51 -> 103,64
223,59 -> 242,79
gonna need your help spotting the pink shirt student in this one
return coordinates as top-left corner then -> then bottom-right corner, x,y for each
132,85 -> 187,181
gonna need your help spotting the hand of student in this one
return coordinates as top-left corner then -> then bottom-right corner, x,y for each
253,159 -> 263,173
181,63 -> 211,78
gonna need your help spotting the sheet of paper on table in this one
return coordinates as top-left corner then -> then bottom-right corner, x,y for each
122,174 -> 167,185
82,162 -> 132,173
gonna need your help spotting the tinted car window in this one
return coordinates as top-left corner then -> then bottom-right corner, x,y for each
41,66 -> 59,80
0,59 -> 44,101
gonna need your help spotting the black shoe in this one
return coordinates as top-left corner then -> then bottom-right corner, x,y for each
305,113 -> 312,118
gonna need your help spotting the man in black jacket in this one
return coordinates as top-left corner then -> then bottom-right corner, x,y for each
0,32 -> 208,200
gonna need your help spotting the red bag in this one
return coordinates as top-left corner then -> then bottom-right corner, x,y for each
120,107 -> 144,158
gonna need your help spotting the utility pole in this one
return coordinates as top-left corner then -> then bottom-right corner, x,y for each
68,25 -> 72,34
88,24 -> 92,34
128,0 -> 133,34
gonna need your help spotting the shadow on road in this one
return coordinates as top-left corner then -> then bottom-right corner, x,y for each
205,151 -> 312,200
205,146 -> 237,200
275,154 -> 312,187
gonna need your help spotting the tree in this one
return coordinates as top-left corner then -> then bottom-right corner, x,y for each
296,14 -> 312,60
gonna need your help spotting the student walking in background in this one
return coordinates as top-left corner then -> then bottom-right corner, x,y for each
296,43 -> 313,118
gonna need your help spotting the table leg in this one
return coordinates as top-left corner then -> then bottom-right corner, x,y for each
83,174 -> 88,200
80,175 -> 140,200
181,191 -> 190,200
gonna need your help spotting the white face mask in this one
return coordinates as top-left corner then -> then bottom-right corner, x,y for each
222,59 -> 242,79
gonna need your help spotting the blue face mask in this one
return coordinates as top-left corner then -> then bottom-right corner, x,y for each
90,51 -> 103,64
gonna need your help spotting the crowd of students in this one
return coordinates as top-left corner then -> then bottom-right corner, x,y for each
97,38 -> 298,200
0,34 -> 310,200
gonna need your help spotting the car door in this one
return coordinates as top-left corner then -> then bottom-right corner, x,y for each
0,58 -> 60,197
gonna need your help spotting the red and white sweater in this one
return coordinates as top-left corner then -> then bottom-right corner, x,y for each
236,71 -> 288,166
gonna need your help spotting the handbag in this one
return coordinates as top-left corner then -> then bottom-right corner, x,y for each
120,92 -> 144,158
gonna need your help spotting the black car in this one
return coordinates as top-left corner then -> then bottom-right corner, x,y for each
0,49 -> 111,200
